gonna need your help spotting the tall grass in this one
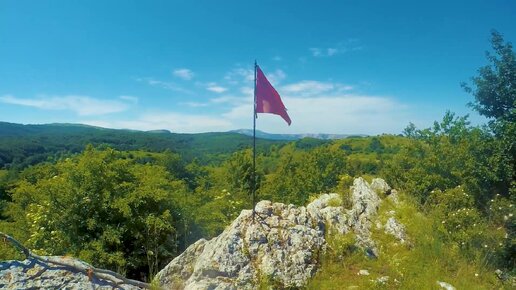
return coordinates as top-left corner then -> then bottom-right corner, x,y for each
308,192 -> 504,289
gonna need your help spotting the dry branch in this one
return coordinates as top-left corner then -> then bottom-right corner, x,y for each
1,231 -> 151,289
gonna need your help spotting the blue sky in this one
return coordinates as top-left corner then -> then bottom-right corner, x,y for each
1,0 -> 515,134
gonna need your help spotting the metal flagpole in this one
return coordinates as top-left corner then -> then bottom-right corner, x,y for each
252,60 -> 257,222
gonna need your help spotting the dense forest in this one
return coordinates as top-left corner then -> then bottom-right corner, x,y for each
0,31 -> 514,286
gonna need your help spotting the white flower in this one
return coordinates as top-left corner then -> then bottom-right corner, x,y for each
475,273 -> 479,277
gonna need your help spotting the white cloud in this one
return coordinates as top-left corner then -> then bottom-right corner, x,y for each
327,48 -> 338,56
239,87 -> 254,98
0,95 -> 131,116
309,48 -> 322,57
310,47 -> 340,57
173,68 -> 194,80
310,39 -> 363,57
272,56 -> 282,61
79,92 -> 412,135
137,77 -> 193,94
224,68 -> 254,85
211,95 -> 249,105
281,81 -> 335,96
181,101 -> 209,107
280,81 -> 353,96
119,95 -> 138,104
223,94 -> 411,134
224,66 -> 286,86
206,83 -> 228,93
267,69 -> 287,85
83,112 -> 233,133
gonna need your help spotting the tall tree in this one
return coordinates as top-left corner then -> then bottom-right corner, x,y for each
462,30 -> 515,199
462,30 -> 515,123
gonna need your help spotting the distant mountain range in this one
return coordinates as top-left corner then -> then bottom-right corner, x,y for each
230,129 -> 367,140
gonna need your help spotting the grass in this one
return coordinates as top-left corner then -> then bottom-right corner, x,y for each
307,191 -> 506,289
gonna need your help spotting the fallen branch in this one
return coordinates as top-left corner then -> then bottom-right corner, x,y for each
1,231 -> 151,289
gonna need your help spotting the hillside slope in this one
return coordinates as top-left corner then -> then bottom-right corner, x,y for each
0,122 -> 286,168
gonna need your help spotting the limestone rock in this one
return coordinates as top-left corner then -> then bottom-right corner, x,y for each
437,281 -> 456,290
346,177 -> 382,256
384,217 -> 407,244
0,258 -> 142,290
370,178 -> 391,194
156,198 -> 330,289
157,177 -> 403,289
357,269 -> 370,276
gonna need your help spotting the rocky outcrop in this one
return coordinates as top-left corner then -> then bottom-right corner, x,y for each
157,177 -> 403,289
0,257 -> 143,290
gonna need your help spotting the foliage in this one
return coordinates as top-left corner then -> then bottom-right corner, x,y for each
1,146 -> 188,280
383,112 -> 503,205
0,122 -> 287,169
309,191 -> 505,289
461,29 -> 515,204
0,30 -> 514,286
462,30 -> 515,123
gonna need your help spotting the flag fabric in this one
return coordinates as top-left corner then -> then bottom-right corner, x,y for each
255,65 -> 291,125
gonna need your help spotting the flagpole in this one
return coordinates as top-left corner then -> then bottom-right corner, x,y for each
252,60 -> 257,222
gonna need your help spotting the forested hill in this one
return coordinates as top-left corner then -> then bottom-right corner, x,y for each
0,122 -> 288,169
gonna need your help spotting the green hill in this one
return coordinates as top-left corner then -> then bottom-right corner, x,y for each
0,122 -> 287,169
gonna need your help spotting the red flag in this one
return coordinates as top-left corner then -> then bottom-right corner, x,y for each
255,65 -> 291,125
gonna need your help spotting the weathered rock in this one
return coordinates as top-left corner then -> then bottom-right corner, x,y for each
157,177 -> 402,289
0,258 -> 142,290
156,199 -> 329,289
437,280 -> 456,290
346,177 -> 382,257
370,178 -> 391,195
387,189 -> 400,205
357,269 -> 370,276
384,217 -> 407,244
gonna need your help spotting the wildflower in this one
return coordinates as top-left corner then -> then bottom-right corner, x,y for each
475,273 -> 479,277
509,213 -> 513,217
484,244 -> 488,248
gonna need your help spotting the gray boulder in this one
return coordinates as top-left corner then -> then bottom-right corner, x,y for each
0,257 -> 143,290
157,177 -> 399,289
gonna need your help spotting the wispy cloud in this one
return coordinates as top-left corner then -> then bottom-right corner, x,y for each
267,69 -> 287,85
137,77 -> 193,94
0,95 -> 132,116
281,80 -> 352,96
173,68 -> 194,80
79,83 -> 409,135
83,112 -> 233,133
119,95 -> 138,104
182,95 -> 249,108
224,68 -> 254,85
223,94 -> 410,134
310,39 -> 363,57
206,83 -> 228,93
282,80 -> 333,94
